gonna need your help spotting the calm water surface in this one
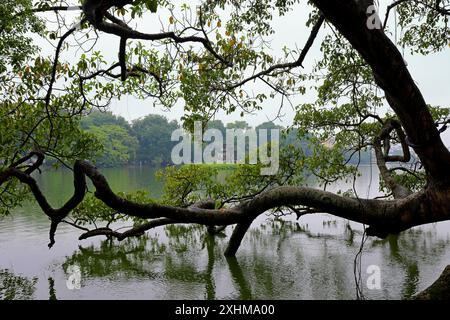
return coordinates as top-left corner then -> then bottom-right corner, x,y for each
0,165 -> 449,300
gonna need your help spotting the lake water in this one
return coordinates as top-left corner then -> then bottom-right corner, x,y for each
1,165 -> 449,300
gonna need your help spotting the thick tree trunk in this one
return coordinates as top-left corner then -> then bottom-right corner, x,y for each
415,265 -> 450,300
224,220 -> 254,257
311,0 -> 450,187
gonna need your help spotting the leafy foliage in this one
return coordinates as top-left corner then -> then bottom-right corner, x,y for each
72,190 -> 154,228
0,0 -> 44,77
132,115 -> 179,166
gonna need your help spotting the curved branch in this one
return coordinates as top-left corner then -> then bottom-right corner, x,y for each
383,0 -> 409,29
78,218 -> 178,241
45,23 -> 84,110
8,151 -> 44,175
373,119 -> 412,199
2,154 -> 450,255
82,0 -> 231,67
1,158 -> 86,247
217,14 -> 325,91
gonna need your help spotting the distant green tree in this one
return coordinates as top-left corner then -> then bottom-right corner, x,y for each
226,121 -> 251,130
81,112 -> 137,166
81,111 -> 130,131
88,125 -> 138,167
132,115 -> 179,166
206,120 -> 226,136
255,121 -> 283,146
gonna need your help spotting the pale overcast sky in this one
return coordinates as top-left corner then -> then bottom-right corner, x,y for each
36,1 -> 450,131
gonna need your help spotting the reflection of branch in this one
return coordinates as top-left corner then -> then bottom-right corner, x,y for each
79,218 -> 177,241
205,235 -> 216,300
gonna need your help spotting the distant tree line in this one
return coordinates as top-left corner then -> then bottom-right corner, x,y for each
81,111 -> 372,167
81,111 -> 177,166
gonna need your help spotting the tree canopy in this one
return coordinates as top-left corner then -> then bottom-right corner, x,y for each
1,0 -> 450,297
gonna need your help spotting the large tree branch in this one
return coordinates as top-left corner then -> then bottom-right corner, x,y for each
78,199 -> 216,241
78,218 -> 177,241
1,155 -> 86,247
224,219 -> 253,257
82,0 -> 230,68
2,153 -> 450,254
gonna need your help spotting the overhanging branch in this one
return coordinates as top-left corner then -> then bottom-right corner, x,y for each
1,151 -> 449,254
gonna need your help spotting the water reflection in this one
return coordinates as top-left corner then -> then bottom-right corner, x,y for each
47,218 -> 449,299
371,228 -> 450,299
60,226 -> 256,299
48,277 -> 57,300
0,269 -> 37,300
226,257 -> 252,299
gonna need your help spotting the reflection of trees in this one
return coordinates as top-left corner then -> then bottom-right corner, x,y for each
0,269 -> 37,300
60,219 -> 450,299
372,229 -> 450,299
63,227 -> 225,299
226,257 -> 252,299
62,224 -> 258,299
48,277 -> 57,300
204,235 -> 216,300
63,236 -> 161,279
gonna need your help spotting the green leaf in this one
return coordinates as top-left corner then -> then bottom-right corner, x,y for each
146,0 -> 158,13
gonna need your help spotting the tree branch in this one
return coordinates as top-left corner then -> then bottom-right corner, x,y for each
78,218 -> 178,241
2,152 -> 450,254
32,6 -> 83,13
373,119 -> 412,199
82,0 -> 231,68
216,14 -> 325,91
